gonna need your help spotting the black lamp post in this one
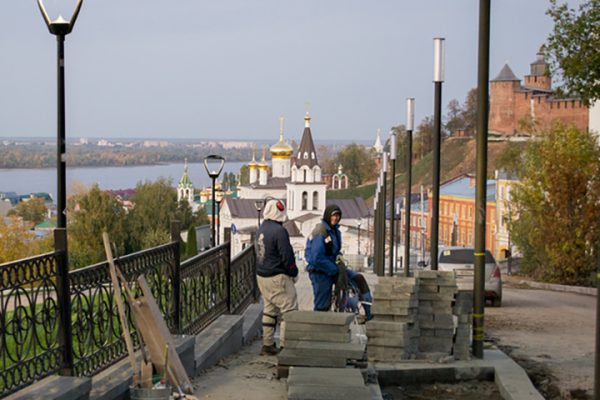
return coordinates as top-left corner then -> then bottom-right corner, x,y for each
430,37 -> 445,271
404,98 -> 415,276
389,131 -> 397,276
254,199 -> 263,228
37,0 -> 83,229
357,219 -> 362,255
204,155 -> 225,247
215,190 -> 224,245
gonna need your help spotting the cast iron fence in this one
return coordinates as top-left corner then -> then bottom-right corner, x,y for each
0,229 -> 257,397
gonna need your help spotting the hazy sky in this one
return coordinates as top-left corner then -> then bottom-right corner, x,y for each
0,1 -> 582,142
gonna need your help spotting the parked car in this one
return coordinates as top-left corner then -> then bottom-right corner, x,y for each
437,247 -> 502,307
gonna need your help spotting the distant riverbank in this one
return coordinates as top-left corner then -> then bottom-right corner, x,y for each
0,161 -> 247,197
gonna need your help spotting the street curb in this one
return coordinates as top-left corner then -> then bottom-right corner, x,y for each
521,280 -> 596,296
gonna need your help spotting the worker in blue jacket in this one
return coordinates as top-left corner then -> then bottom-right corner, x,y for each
305,204 -> 373,319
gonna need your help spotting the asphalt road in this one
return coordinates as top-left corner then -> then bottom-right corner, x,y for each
486,283 -> 595,399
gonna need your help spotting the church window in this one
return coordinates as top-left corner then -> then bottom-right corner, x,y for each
311,152 -> 315,159
312,192 -> 319,210
302,192 -> 308,210
304,152 -> 308,159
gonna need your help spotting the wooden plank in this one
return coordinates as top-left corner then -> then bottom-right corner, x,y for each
137,276 -> 193,394
102,232 -> 139,387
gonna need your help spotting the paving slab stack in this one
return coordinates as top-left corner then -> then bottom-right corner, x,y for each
367,271 -> 472,362
452,291 -> 473,360
366,277 -> 420,362
415,270 -> 458,355
278,311 -> 366,371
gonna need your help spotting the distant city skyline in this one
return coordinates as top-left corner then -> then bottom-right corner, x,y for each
1,0 -> 584,142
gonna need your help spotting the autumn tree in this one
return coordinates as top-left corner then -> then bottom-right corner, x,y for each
186,225 -> 198,258
546,0 -> 600,105
67,185 -> 128,268
333,144 -> 376,186
8,198 -> 47,226
126,178 -> 177,252
0,217 -> 39,263
508,123 -> 600,285
413,116 -> 434,160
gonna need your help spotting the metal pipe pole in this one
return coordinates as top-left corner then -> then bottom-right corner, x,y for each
374,187 -> 381,275
57,35 -> 66,229
396,203 -> 400,273
389,133 -> 397,276
473,0 -> 490,359
595,248 -> 600,399
431,38 -> 445,271
405,98 -> 415,276
211,177 -> 216,247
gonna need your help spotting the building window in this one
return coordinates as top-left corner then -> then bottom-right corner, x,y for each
302,191 -> 308,210
312,191 -> 319,210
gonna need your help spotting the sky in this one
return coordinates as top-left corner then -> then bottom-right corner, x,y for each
0,0 -> 583,143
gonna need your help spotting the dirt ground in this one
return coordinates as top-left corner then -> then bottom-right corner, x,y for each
486,276 -> 595,399
191,274 -> 595,399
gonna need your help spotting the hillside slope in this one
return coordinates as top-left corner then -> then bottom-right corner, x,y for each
328,138 -> 523,202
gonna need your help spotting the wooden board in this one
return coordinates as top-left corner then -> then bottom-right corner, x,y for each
135,276 -> 193,394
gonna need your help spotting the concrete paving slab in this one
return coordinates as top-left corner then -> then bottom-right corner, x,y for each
278,351 -> 347,368
285,329 -> 351,342
284,310 -> 354,325
288,384 -> 372,400
287,367 -> 365,387
286,322 -> 350,333
283,341 -> 366,359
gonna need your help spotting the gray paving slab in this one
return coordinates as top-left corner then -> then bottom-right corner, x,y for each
287,367 -> 365,387
285,329 -> 351,342
278,351 -> 347,368
366,320 -> 412,332
288,384 -> 372,400
286,321 -> 350,333
284,341 -> 366,359
284,310 -> 354,326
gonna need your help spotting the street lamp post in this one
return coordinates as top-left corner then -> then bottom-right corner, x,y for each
215,190 -> 224,245
357,219 -> 362,255
204,155 -> 225,247
37,0 -> 83,377
37,0 -> 83,229
254,200 -> 263,228
430,37 -> 445,271
404,98 -> 415,276
389,131 -> 397,277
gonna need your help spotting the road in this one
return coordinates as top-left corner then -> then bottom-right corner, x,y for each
486,281 -> 595,399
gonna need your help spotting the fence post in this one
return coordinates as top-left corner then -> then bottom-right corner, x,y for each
226,240 -> 232,313
55,228 -> 74,375
170,221 -> 182,333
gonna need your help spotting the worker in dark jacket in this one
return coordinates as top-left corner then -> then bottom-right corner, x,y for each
305,204 -> 343,311
305,204 -> 374,320
255,199 -> 298,355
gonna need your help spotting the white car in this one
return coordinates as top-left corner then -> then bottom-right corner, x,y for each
437,247 -> 502,307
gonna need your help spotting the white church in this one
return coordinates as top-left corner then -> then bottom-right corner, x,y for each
218,112 -> 371,259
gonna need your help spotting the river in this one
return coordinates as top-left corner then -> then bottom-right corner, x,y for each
0,161 -> 247,197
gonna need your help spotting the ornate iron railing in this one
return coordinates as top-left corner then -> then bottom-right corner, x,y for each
230,246 -> 257,314
0,252 -> 63,395
180,244 -> 230,335
1,239 -> 257,398
69,242 -> 179,377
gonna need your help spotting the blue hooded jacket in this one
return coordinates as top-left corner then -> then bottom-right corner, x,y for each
304,205 -> 342,276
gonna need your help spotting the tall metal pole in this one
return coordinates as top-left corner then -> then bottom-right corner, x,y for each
357,223 -> 361,255
395,203 -> 400,273
473,0 -> 490,359
421,185 -> 426,264
389,133 -> 397,276
57,35 -> 66,229
211,177 -> 216,247
595,248 -> 600,399
374,187 -> 381,275
404,98 -> 415,276
430,38 -> 445,271
381,153 -> 390,276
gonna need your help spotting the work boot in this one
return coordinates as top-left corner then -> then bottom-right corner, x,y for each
260,344 -> 279,356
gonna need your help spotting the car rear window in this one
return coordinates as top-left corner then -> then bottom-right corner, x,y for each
439,249 -> 495,264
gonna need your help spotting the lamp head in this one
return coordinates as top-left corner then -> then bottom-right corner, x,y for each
37,0 -> 83,36
203,155 -> 225,179
254,199 -> 264,212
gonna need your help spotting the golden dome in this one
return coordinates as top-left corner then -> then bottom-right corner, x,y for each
248,145 -> 258,169
258,146 -> 269,169
270,115 -> 294,158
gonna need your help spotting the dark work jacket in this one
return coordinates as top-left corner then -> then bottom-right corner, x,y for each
304,220 -> 342,276
255,219 -> 298,278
